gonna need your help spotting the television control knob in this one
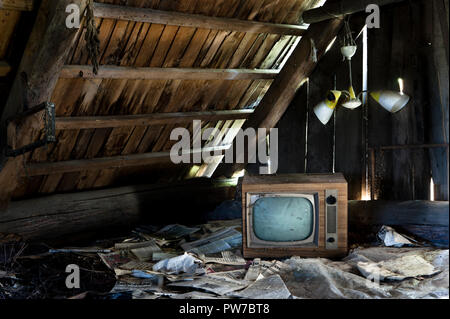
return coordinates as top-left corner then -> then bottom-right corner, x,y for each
327,237 -> 335,243
326,195 -> 337,205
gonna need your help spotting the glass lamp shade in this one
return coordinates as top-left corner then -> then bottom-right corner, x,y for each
370,91 -> 410,113
341,86 -> 362,109
313,90 -> 342,125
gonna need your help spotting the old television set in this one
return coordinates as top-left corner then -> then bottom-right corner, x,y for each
242,173 -> 348,258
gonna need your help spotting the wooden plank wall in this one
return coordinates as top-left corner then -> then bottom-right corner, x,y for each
265,1 -> 448,201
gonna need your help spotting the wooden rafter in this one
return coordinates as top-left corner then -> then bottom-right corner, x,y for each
301,0 -> 411,24
216,18 -> 344,177
93,2 -> 308,36
0,0 -> 34,11
23,145 -> 231,176
60,65 -> 279,80
54,110 -> 254,130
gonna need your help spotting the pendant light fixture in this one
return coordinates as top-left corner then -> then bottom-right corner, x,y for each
313,18 -> 411,125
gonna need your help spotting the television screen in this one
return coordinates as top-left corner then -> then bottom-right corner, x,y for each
252,197 -> 314,242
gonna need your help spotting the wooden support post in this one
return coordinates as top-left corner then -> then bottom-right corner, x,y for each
60,65 -> 279,80
93,2 -> 308,36
0,0 -> 88,209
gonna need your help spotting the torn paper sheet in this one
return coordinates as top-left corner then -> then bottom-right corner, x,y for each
98,251 -> 132,271
131,243 -> 162,261
119,260 -> 154,271
153,253 -> 203,275
115,240 -> 160,250
208,269 -> 247,281
244,259 -> 290,281
229,275 -> 292,299
181,227 -> 242,254
168,291 -> 229,299
152,252 -> 179,261
155,224 -> 201,239
109,281 -> 162,294
244,258 -> 261,281
356,254 -> 441,281
131,290 -> 160,299
377,225 -> 418,248
199,251 -> 246,266
169,275 -> 249,296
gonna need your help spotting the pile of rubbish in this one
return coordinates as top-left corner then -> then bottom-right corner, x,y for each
0,221 -> 448,299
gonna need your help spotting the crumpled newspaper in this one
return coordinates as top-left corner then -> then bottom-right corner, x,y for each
153,253 -> 203,275
356,254 -> 441,281
281,248 -> 448,299
377,225 -> 419,247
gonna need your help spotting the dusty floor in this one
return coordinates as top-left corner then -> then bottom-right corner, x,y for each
0,220 -> 448,299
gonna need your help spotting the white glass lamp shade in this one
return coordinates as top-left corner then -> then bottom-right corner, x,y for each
370,91 -> 410,113
313,90 -> 342,125
341,86 -> 362,109
341,45 -> 357,60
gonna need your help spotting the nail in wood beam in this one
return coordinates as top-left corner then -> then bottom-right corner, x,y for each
60,65 -> 279,80
93,2 -> 308,36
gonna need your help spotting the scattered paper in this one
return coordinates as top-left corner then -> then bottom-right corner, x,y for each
119,260 -> 154,271
230,275 -> 292,299
377,225 -> 418,248
155,224 -> 201,239
168,291 -> 228,299
181,227 -> 242,254
199,251 -> 246,266
98,252 -> 132,271
115,240 -> 160,250
152,252 -> 179,261
169,275 -> 249,296
131,243 -> 162,261
357,254 -> 441,281
153,253 -> 203,275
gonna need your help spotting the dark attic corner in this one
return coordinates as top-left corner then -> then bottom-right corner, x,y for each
0,0 -> 448,305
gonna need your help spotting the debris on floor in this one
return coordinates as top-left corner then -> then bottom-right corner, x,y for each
0,223 -> 448,299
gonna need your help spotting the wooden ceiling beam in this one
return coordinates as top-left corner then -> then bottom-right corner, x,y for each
301,0 -> 411,24
0,0 -> 34,11
93,2 -> 307,36
23,145 -> 231,176
60,65 -> 279,80
54,110 -> 254,130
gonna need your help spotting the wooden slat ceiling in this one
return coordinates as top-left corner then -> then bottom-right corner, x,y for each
8,0 -> 322,199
